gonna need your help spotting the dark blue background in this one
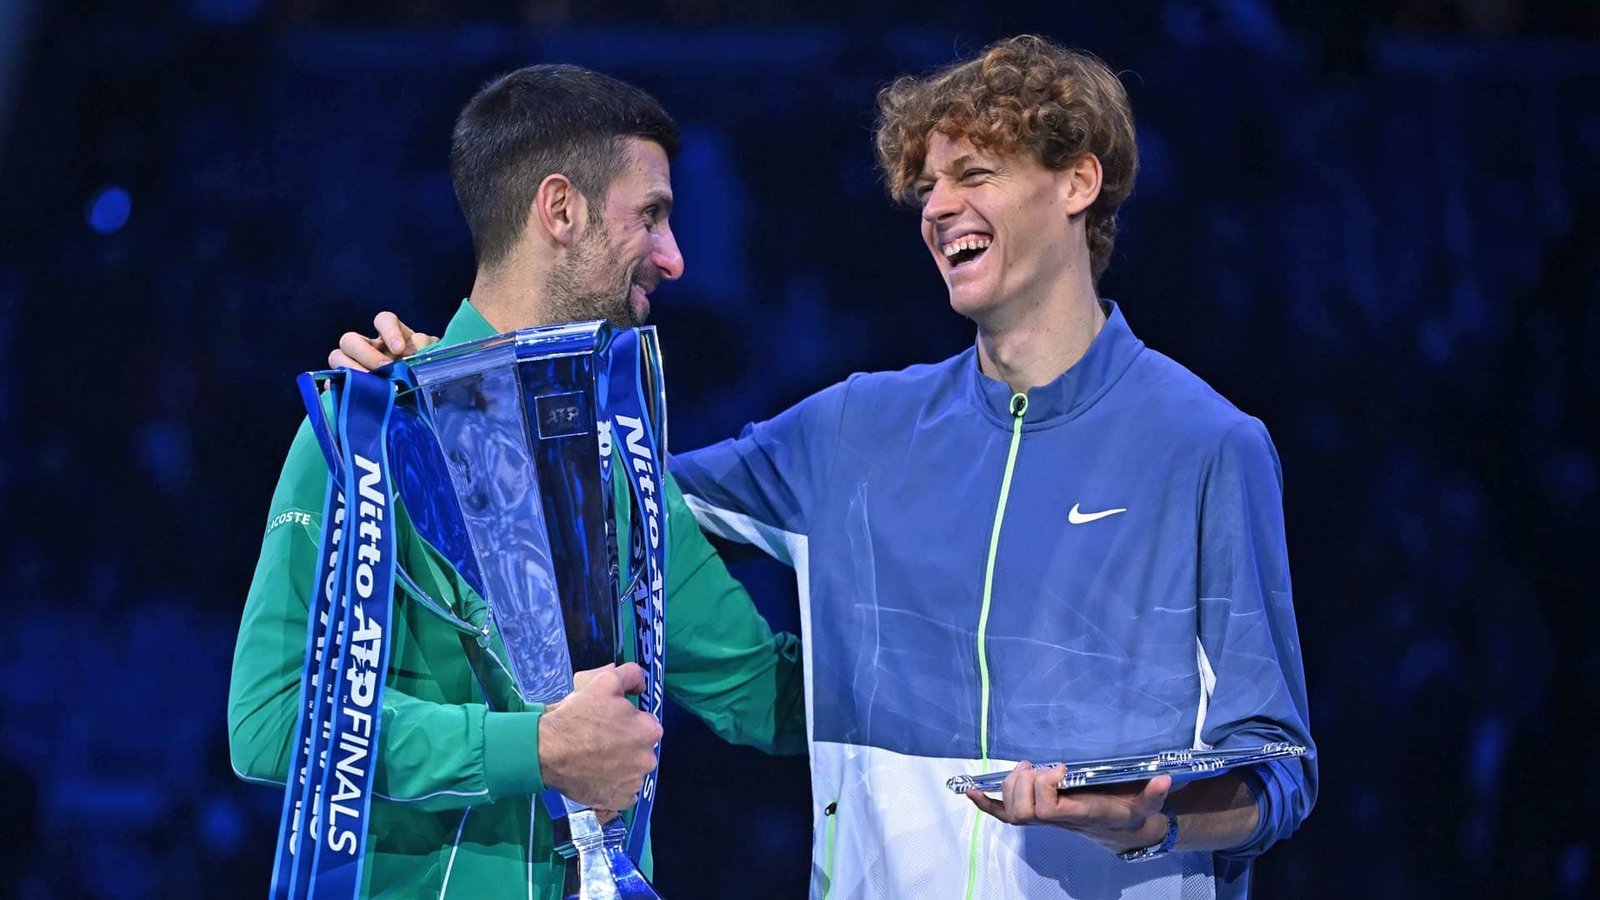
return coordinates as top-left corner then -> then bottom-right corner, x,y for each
1,1 -> 1596,897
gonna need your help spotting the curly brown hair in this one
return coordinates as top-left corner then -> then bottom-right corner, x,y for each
874,35 -> 1138,281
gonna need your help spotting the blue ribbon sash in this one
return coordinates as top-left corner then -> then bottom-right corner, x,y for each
602,328 -> 669,864
269,370 -> 398,900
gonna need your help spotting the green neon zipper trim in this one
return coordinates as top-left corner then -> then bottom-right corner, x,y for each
963,391 -> 1028,900
822,801 -> 839,898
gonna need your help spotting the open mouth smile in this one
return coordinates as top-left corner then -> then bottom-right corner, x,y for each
941,234 -> 993,270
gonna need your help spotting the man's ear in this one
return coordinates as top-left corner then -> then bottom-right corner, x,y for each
531,173 -> 589,247
1060,153 -> 1103,218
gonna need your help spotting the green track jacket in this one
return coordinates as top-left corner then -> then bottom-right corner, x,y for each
228,300 -> 806,898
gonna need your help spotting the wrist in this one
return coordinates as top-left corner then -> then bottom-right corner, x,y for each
1116,806 -> 1179,862
1112,809 -> 1167,853
534,704 -> 574,797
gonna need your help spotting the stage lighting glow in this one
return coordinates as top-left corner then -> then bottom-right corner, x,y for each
87,186 -> 131,235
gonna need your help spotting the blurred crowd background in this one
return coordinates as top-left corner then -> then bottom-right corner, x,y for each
0,1 -> 1597,897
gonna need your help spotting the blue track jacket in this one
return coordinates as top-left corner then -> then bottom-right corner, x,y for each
673,302 -> 1316,899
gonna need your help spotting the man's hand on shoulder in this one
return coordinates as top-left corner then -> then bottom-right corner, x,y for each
966,762 -> 1172,854
537,662 -> 663,811
329,311 -> 439,372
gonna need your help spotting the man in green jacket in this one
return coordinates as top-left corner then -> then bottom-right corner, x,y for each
228,64 -> 805,898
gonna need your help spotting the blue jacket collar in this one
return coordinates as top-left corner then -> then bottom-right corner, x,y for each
968,300 -> 1145,428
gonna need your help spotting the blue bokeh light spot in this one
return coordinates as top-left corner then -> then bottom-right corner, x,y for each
1561,843 -> 1591,892
201,796 -> 245,855
87,187 -> 132,235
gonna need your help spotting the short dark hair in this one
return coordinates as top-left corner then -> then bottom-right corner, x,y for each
450,64 -> 680,269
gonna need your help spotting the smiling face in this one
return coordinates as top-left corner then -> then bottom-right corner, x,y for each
914,133 -> 1089,328
546,137 -> 683,328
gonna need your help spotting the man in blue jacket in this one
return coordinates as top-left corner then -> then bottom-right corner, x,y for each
339,35 -> 1315,900
669,36 -> 1314,898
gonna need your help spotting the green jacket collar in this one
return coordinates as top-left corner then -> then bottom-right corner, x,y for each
439,298 -> 497,347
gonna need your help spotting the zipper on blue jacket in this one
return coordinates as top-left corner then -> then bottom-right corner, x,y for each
821,800 -> 839,899
964,391 -> 1028,900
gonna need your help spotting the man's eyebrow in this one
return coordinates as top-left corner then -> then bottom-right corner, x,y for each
644,190 -> 673,214
916,153 -> 983,185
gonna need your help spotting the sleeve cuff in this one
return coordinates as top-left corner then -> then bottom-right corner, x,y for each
483,708 -> 545,800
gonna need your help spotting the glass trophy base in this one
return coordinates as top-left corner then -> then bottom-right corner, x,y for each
556,807 -> 662,900
946,742 -> 1311,794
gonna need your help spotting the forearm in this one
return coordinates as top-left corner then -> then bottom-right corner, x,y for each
1100,772 -> 1260,856
1166,772 -> 1260,853
229,492 -> 545,810
1193,419 -> 1318,854
229,650 -> 544,812
375,692 -> 544,810
662,601 -> 806,754
661,475 -> 807,754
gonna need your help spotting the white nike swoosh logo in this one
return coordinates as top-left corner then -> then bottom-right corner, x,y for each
1068,503 -> 1127,525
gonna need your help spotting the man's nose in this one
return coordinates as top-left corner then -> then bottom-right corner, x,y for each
920,179 -> 961,225
652,225 -> 684,281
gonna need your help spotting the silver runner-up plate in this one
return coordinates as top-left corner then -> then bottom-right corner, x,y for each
945,743 -> 1312,794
